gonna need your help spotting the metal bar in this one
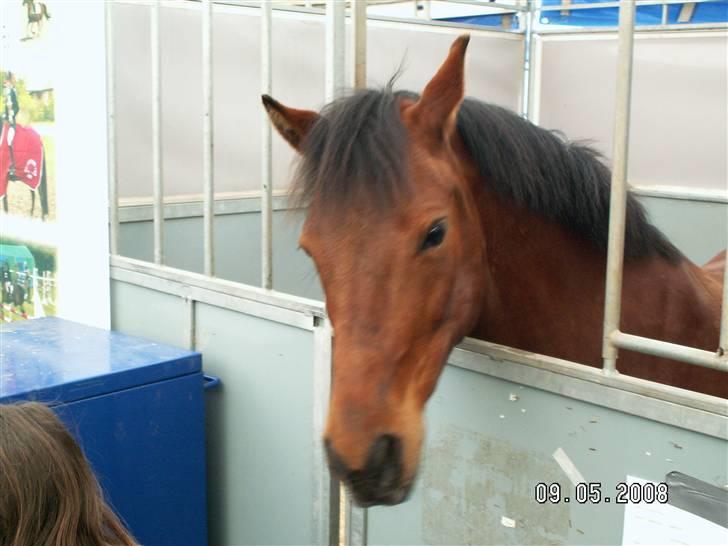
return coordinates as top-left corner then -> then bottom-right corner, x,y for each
325,0 -> 346,102
202,0 -> 215,276
661,2 -> 669,25
611,331 -> 728,372
720,256 -> 728,356
151,0 -> 164,265
110,259 -> 727,430
451,339 -> 727,439
313,317 -> 338,545
350,0 -> 367,89
261,0 -> 273,289
423,0 -> 431,20
219,1 -> 523,35
601,0 -> 635,375
444,0 -> 527,11
112,264 -> 317,331
186,297 -> 197,350
344,488 -> 368,546
105,0 -> 119,256
520,0 -> 534,119
536,22 -> 728,34
110,255 -> 326,317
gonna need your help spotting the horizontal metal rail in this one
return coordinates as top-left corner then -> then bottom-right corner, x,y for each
111,255 -> 325,321
611,331 -> 728,372
109,256 -> 728,438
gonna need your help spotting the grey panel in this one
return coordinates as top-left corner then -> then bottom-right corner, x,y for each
539,33 -> 728,191
118,209 -> 324,300
111,2 -> 523,199
195,303 -> 315,546
366,364 -> 728,545
639,195 -> 727,265
110,280 -> 188,348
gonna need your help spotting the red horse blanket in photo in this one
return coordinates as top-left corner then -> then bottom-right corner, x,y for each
0,123 -> 44,198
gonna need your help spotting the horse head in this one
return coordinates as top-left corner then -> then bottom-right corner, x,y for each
263,35 -> 486,506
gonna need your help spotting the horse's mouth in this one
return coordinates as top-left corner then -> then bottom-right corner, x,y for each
347,479 -> 414,508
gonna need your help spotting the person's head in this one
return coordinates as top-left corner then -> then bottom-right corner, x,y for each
0,402 -> 138,546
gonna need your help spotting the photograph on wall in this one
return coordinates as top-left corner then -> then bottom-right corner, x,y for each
0,0 -> 55,222
0,235 -> 56,322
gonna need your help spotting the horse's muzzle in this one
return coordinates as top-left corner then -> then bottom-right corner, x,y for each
325,434 -> 413,507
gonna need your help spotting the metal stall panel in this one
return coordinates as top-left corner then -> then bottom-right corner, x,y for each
118,206 -> 324,300
537,31 -> 728,192
366,359 -> 728,545
111,1 -> 523,200
110,280 -> 318,545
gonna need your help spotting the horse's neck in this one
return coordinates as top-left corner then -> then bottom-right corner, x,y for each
470,187 -> 719,368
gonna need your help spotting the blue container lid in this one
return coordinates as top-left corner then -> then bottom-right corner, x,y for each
0,317 -> 201,405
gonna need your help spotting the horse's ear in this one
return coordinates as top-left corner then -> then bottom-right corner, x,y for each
261,95 -> 319,152
408,34 -> 469,139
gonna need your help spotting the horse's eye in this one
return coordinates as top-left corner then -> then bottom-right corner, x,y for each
420,220 -> 447,252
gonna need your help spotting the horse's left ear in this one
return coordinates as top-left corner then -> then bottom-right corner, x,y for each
407,34 -> 469,139
262,95 -> 319,152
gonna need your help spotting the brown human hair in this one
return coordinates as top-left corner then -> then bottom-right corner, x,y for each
0,402 -> 138,546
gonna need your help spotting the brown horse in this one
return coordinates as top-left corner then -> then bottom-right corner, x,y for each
262,35 -> 726,507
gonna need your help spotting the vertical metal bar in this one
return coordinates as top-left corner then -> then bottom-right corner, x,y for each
350,0 -> 367,89
105,0 -> 119,256
186,296 -> 197,351
261,0 -> 273,289
602,0 -> 636,374
345,491 -> 368,546
151,0 -> 164,265
719,255 -> 728,356
313,317 -> 338,546
202,0 -> 215,276
325,0 -> 346,102
520,0 -> 534,119
661,3 -> 669,25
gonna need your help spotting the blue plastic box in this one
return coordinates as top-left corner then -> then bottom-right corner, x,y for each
0,317 -> 212,546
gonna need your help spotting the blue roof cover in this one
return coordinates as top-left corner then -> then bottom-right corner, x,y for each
440,0 -> 728,28
0,317 -> 201,404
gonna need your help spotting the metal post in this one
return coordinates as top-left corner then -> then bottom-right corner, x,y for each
661,3 -> 669,25
105,1 -> 119,256
423,0 -> 431,20
520,0 -> 534,119
313,317 -> 338,545
350,0 -> 367,89
325,0 -> 346,102
261,0 -> 273,289
202,0 -> 215,276
720,256 -> 728,356
151,0 -> 164,265
602,0 -> 636,374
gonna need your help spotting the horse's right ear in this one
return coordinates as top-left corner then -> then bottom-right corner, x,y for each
261,95 -> 319,152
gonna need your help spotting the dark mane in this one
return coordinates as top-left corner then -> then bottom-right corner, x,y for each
294,88 -> 681,262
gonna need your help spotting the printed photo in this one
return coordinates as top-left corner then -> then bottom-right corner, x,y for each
0,235 -> 56,322
1,1 -> 55,221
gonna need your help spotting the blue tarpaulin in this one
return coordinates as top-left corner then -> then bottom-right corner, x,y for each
439,0 -> 728,28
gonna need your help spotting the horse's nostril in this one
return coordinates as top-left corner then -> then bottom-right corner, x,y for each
365,434 -> 402,495
325,434 -> 406,506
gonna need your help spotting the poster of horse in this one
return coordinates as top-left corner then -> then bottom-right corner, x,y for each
1,1 -> 55,222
